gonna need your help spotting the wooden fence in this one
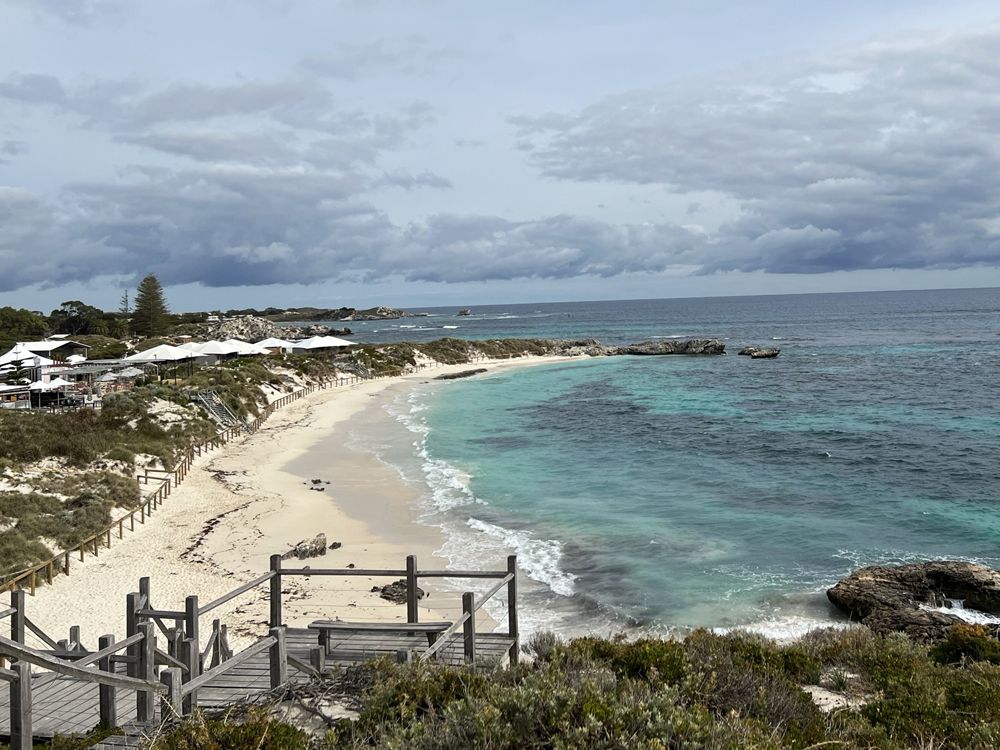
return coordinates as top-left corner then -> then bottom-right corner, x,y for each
0,552 -> 519,746
1,375 -> 371,596
0,355 -> 499,596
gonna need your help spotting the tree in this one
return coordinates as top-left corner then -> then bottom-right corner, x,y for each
132,274 -> 171,338
0,307 -> 48,352
49,300 -> 106,335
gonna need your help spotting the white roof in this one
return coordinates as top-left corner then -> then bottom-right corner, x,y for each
117,367 -> 145,378
16,340 -> 89,353
0,384 -> 30,393
256,337 -> 295,349
66,354 -> 87,364
222,339 -> 270,355
0,345 -> 55,367
125,344 -> 194,363
292,336 -> 353,350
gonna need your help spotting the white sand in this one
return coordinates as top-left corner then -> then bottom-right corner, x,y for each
21,355 -> 584,650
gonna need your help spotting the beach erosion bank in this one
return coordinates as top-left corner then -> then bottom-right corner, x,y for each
24,355 -> 585,648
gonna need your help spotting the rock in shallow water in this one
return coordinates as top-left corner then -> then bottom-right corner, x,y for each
612,339 -> 726,355
827,561 -> 1000,641
738,346 -> 780,358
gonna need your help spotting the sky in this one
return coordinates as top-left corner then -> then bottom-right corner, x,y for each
2,1 -> 1000,312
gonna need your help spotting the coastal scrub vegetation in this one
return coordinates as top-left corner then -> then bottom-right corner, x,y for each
139,626 -> 1000,749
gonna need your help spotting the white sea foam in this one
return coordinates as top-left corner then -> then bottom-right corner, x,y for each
442,325 -> 459,329
920,604 -> 1000,626
466,518 -> 577,597
715,616 -> 853,643
389,386 -> 580,612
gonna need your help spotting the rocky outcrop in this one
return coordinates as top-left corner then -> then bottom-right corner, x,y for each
282,533 -> 328,560
612,339 -> 726,356
435,368 -> 488,380
373,579 -> 425,604
827,561 -> 1000,641
739,346 -> 780,358
209,315 -> 281,342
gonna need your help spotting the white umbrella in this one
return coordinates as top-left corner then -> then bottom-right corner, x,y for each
47,377 -> 73,389
28,380 -> 51,391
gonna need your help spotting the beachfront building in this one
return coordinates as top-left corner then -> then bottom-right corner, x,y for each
291,335 -> 353,353
256,337 -> 296,353
6,339 -> 91,362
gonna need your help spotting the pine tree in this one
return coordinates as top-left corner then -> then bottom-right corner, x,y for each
132,274 -> 170,337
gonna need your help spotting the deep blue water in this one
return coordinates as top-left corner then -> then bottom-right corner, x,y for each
367,289 -> 1000,637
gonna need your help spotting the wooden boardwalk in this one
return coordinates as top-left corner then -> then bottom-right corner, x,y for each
0,554 -> 520,747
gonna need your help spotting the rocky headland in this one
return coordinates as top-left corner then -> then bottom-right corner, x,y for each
828,561 -> 1000,641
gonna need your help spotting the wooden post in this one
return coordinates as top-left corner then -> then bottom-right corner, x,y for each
10,590 -> 25,645
462,592 -> 476,665
507,555 -> 519,666
406,555 -> 419,624
118,519 -> 124,539
69,625 -> 81,650
9,660 -> 31,750
139,577 -> 150,607
184,594 -> 200,673
45,561 -> 53,585
269,554 -> 282,628
29,571 -> 35,596
210,619 -> 221,668
269,627 -> 287,689
160,667 -> 183,719
63,551 -> 70,576
98,634 -> 117,728
181,638 -> 197,714
125,592 -> 138,678
136,621 -> 156,722
309,645 -> 325,675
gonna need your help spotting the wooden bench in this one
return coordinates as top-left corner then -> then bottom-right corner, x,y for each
308,621 -> 453,654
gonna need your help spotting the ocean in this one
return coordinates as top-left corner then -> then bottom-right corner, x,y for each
342,288 -> 1000,639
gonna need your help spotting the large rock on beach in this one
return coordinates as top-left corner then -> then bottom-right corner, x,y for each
827,561 -> 1000,641
613,339 -> 726,356
282,533 -> 328,560
374,579 -> 425,604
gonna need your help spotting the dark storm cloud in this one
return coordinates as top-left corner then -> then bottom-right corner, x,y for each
3,27 -> 1000,293
514,30 -> 1000,274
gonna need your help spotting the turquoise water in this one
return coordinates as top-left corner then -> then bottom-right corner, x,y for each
374,290 -> 1000,637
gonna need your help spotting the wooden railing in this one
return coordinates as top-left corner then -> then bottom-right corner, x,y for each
0,587 -> 290,749
272,553 -> 519,666
0,374 -> 374,595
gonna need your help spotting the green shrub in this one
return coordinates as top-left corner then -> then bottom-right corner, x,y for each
152,709 -> 310,749
930,623 -> 1000,666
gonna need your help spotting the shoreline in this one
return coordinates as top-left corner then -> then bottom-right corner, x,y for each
24,354 -> 587,647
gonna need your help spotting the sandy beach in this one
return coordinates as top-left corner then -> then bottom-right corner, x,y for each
22,355 -> 583,650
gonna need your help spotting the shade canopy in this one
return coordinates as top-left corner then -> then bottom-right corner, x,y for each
47,377 -> 73,388
125,344 -> 194,363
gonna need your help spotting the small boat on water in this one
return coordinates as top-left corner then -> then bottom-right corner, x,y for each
457,308 -> 472,316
